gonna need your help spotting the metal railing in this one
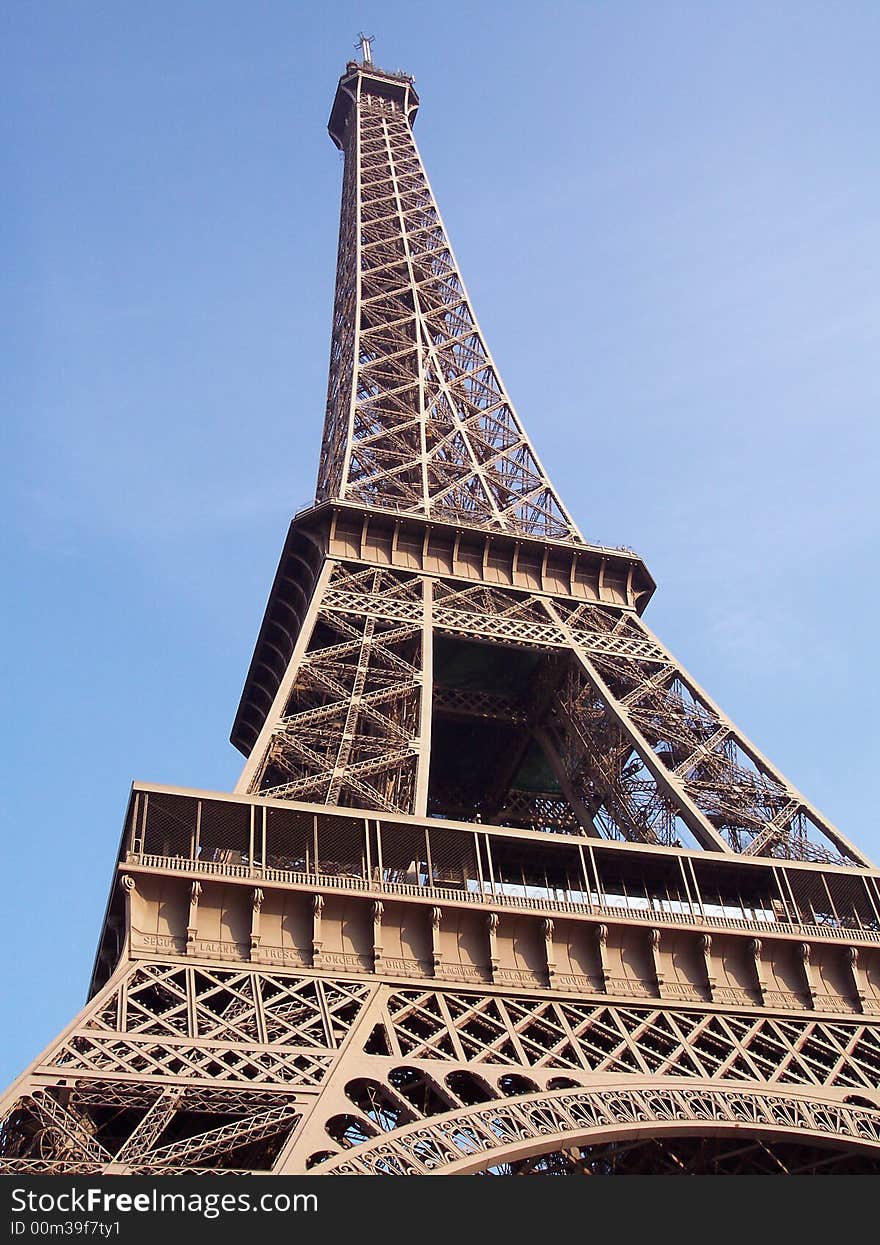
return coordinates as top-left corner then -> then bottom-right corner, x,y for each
293,496 -> 638,555
130,852 -> 880,945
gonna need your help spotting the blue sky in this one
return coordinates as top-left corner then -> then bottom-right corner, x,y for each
2,1 -> 879,1085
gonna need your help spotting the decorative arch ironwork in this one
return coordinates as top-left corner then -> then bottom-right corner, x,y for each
312,1082 -> 880,1175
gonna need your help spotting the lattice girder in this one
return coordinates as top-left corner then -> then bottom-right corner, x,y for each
267,978 -> 880,1173
235,554 -> 866,868
0,961 -> 376,1173
317,66 -> 580,541
7,959 -> 880,1175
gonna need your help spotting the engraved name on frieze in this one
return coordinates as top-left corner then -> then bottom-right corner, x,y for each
320,952 -> 369,969
189,939 -> 249,957
378,957 -> 424,976
494,968 -> 543,986
554,973 -> 600,993
261,947 -> 308,965
135,933 -> 184,951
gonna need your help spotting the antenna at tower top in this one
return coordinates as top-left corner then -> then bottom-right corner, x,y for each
356,32 -> 374,64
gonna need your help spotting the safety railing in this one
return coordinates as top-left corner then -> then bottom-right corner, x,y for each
129,852 -> 880,945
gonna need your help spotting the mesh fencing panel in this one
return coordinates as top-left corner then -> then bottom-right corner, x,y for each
787,869 -> 837,926
425,826 -> 478,888
265,806 -> 314,874
826,872 -> 880,930
378,822 -> 429,884
142,793 -> 197,859
317,814 -> 368,878
197,798 -> 251,864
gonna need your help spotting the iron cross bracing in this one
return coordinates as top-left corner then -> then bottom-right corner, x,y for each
318,64 -> 580,541
2,51 -> 879,1177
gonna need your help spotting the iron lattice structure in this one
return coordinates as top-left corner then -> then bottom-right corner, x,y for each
317,63 -> 579,540
3,53 -> 880,1177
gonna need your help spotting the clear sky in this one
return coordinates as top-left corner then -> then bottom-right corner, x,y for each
2,1 -> 879,1086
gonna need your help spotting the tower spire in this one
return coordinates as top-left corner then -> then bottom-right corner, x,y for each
356,31 -> 373,64
321,57 -> 581,542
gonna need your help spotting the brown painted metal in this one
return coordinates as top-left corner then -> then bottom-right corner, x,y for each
2,51 -> 878,1177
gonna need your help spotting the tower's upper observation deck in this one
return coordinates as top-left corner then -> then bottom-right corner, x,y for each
328,59 -> 420,149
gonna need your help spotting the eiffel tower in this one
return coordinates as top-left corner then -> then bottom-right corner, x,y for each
3,43 -> 880,1177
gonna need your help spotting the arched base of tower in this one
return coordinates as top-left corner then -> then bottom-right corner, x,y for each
310,1082 -> 880,1175
478,1136 -> 880,1175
